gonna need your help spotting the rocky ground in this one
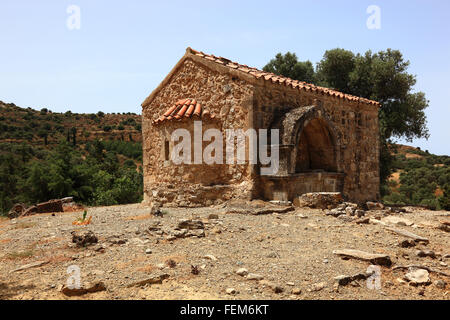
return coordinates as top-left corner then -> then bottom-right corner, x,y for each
0,200 -> 449,300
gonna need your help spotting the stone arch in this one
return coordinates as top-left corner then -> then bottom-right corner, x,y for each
270,103 -> 340,175
295,118 -> 337,172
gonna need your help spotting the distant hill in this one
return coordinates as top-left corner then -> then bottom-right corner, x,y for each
384,144 -> 450,210
0,101 -> 142,146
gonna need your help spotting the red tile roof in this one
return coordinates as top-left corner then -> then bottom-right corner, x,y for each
153,98 -> 216,125
187,48 -> 379,106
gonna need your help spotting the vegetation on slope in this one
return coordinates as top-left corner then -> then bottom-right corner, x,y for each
383,145 -> 450,210
0,101 -> 143,216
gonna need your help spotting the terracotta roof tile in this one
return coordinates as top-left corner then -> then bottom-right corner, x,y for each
153,98 -> 216,125
187,48 -> 380,106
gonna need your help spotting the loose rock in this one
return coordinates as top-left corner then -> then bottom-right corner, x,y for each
404,268 -> 430,285
434,280 -> 446,289
246,273 -> 264,281
236,268 -> 248,276
61,281 -> 106,296
415,250 -> 436,259
366,201 -> 384,210
309,282 -> 327,292
127,274 -> 170,288
226,288 -> 237,295
291,288 -> 302,295
71,231 -> 98,247
385,227 -> 429,244
333,249 -> 392,266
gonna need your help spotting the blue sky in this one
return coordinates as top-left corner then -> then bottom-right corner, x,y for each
0,0 -> 449,155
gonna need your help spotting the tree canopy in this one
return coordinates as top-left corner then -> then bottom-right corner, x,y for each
263,52 -> 316,84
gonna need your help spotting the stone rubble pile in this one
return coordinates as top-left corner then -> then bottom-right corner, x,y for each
294,192 -> 343,209
325,202 -> 365,218
146,219 -> 207,240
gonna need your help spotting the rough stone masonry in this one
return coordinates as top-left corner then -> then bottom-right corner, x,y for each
141,48 -> 380,207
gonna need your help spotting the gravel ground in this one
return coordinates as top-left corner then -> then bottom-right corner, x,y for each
0,202 -> 448,300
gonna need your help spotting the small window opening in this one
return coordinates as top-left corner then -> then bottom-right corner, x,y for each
164,140 -> 170,161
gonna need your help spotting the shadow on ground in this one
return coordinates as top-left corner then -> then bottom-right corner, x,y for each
0,282 -> 36,299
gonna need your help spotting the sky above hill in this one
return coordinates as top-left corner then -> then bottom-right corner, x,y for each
0,0 -> 449,155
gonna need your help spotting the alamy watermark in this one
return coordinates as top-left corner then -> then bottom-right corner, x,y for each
366,265 -> 382,290
366,5 -> 381,30
66,5 -> 81,30
169,121 -> 279,175
66,265 -> 81,289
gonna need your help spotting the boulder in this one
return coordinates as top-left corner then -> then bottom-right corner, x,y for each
294,192 -> 343,209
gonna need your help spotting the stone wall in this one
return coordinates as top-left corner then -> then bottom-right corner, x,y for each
252,84 -> 380,203
260,172 -> 345,201
142,59 -> 255,206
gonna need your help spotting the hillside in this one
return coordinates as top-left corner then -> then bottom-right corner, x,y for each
384,144 -> 450,210
0,101 -> 144,216
0,101 -> 142,145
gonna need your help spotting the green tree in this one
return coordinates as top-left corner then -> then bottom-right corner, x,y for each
71,127 -> 77,146
439,184 -> 450,210
263,52 -> 316,83
37,129 -> 48,145
316,48 -> 355,92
